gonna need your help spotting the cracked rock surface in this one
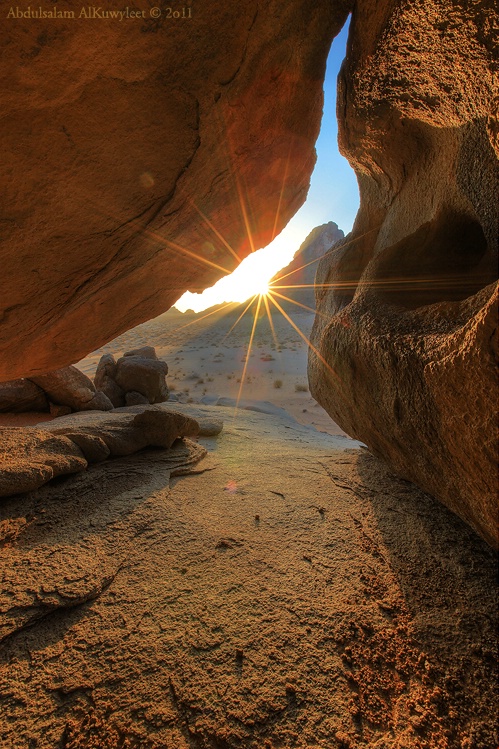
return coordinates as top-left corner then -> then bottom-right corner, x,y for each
0,407 -> 496,748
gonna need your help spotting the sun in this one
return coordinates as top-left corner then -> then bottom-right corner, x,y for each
256,278 -> 270,297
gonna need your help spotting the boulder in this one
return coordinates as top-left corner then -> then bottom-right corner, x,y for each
309,0 -> 498,548
94,354 -> 125,408
0,0 -> 344,379
0,379 -> 48,413
30,366 -> 114,413
114,355 -> 169,404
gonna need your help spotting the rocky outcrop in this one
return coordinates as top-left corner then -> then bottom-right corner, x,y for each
94,347 -> 170,407
0,407 -> 204,497
30,366 -> 114,412
0,0 -> 496,547
0,0 -> 350,379
309,1 -> 498,547
270,222 -> 344,310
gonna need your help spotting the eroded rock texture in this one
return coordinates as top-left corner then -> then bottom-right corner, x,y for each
0,0 -> 350,379
309,0 -> 498,547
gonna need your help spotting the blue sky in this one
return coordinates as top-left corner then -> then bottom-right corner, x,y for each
175,20 -> 359,312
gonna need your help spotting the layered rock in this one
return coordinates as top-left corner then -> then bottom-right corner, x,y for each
309,0 -> 498,547
0,406 -> 204,497
0,0 -> 350,379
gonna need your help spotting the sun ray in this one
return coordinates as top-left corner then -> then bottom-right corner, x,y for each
266,291 -> 342,385
220,294 -> 259,344
263,293 -> 281,352
235,294 -> 263,413
187,198 -> 241,264
268,289 -> 332,320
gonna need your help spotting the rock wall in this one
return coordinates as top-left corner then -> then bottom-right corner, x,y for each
308,0 -> 499,547
0,0 -> 350,379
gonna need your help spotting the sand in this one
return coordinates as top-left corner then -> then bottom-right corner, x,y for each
75,306 -> 350,438
0,307 -> 497,747
0,404 -> 497,748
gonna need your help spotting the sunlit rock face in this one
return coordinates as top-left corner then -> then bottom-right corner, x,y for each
0,0 -> 351,379
309,0 -> 499,547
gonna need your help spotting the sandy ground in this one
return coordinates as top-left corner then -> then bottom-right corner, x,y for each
75,306 -> 350,438
1,308 -> 497,747
0,405 -> 497,748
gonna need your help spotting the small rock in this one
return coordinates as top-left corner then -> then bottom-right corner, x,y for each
123,346 -> 158,360
115,355 -> 169,404
94,354 -> 125,408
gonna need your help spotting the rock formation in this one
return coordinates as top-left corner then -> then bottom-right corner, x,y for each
308,1 -> 498,547
94,346 -> 170,407
0,406 -> 204,497
270,221 -> 344,310
0,380 -> 48,413
0,0 -> 496,546
30,366 -> 114,412
0,0 -> 350,379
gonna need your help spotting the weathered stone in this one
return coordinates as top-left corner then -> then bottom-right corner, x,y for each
0,379 -> 48,413
0,407 -> 203,497
115,356 -> 169,404
309,0 -> 498,548
0,428 -> 87,497
41,406 -> 200,458
30,366 -> 114,412
0,0 -> 347,379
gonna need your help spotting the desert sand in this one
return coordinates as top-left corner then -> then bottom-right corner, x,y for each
75,305 -> 349,438
0,305 -> 497,748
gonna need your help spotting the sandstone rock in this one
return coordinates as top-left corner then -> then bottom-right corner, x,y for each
0,407 -> 203,498
41,406 -> 200,459
0,0 -> 346,379
0,428 -> 87,497
30,366 -> 114,413
308,0 -> 498,548
115,356 -> 169,404
0,379 -> 48,413
94,354 -> 125,408
116,403 -> 223,438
